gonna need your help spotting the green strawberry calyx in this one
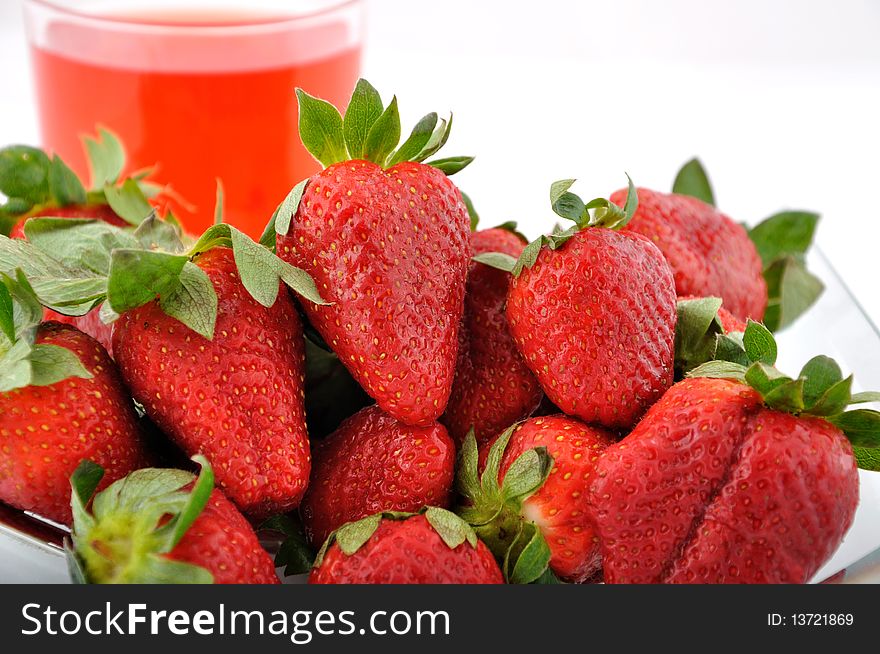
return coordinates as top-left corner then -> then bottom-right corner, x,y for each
67,456 -> 215,584
296,78 -> 473,174
472,175 -> 638,277
0,128 -> 170,236
0,269 -> 91,393
689,320 -> 880,471
312,506 -> 479,569
674,296 -> 740,379
672,157 -> 824,333
453,426 -> 558,584
0,201 -> 327,340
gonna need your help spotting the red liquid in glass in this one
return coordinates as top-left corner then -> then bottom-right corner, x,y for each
31,8 -> 360,237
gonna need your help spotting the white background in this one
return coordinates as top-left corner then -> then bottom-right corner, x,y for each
1,0 -> 879,320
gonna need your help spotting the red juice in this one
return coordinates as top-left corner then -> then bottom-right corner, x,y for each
28,2 -> 362,237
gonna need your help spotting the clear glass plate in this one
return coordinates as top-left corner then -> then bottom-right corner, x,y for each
1,248 -> 879,583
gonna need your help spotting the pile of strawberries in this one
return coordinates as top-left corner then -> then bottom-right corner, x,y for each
1,79 -> 878,585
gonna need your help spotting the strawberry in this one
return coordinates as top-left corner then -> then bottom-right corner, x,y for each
498,178 -> 676,431
614,187 -> 767,322
1,208 -> 326,518
442,226 -> 543,445
588,322 -> 880,583
615,158 -> 823,330
273,79 -> 471,426
300,404 -> 455,547
309,509 -> 504,584
69,457 -> 279,584
0,274 -> 147,525
456,416 -> 613,583
112,246 -> 311,518
2,132 -> 166,356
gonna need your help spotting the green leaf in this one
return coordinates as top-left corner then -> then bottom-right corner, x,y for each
84,128 -> 125,188
687,360 -> 749,380
362,96 -> 401,166
762,256 -> 824,332
851,392 -> 880,405
231,227 -> 281,307
0,283 -> 13,343
742,320 -> 777,365
25,217 -> 139,275
276,259 -> 327,306
262,514 -> 316,576
274,179 -> 308,237
134,214 -> 185,253
48,155 -> 87,206
69,460 -> 104,536
296,88 -> 347,167
107,249 -> 189,313
461,191 -> 479,231
343,79 -> 384,159
500,447 -> 553,504
714,333 -> 750,366
508,526 -> 551,585
481,424 -> 517,497
426,155 -> 473,176
389,112 -> 438,166
103,178 -> 153,226
549,179 -> 576,207
414,115 -> 452,162
800,355 -> 843,407
0,145 -> 51,204
512,236 -> 544,277
762,377 -> 805,413
828,410 -> 880,448
28,343 -> 92,386
455,430 -> 481,501
425,507 -> 477,549
552,192 -> 587,225
259,205 -> 279,251
213,179 -> 224,226
158,261 -> 218,339
808,376 -> 853,417
853,447 -> 880,472
159,455 -> 214,552
472,251 -> 516,273
0,340 -> 34,392
672,158 -> 715,206
748,211 -> 819,267
675,296 -> 723,376
335,513 -> 383,555
137,555 -> 214,584
533,567 -> 564,584
743,361 -> 791,397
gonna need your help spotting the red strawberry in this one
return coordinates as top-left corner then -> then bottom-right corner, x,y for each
112,246 -> 311,517
0,321 -> 148,525
442,227 -> 543,445
275,80 -> 471,426
614,187 -> 766,322
300,404 -> 456,547
309,510 -> 503,584
461,416 -> 613,583
588,324 -> 876,583
505,179 -> 676,431
70,458 -> 279,584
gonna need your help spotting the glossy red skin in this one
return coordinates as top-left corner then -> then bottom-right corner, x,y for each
309,514 -> 504,584
678,295 -> 747,334
300,405 -> 455,547
482,415 -> 614,582
443,228 -> 542,445
507,228 -> 676,430
12,205 -> 125,354
616,188 -> 767,322
0,323 -> 147,525
277,160 -> 470,427
588,378 -> 859,584
167,489 -> 279,584
112,247 -> 310,518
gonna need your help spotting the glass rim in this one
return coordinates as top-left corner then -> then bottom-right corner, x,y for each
23,0 -> 361,31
